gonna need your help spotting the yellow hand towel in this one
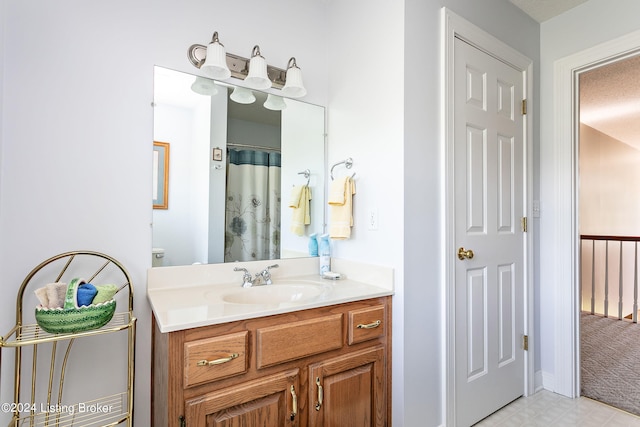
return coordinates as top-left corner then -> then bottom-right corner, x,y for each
328,176 -> 348,204
328,177 -> 356,239
290,185 -> 312,236
289,185 -> 304,208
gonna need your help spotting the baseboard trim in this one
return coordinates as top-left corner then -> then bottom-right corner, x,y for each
539,370 -> 555,392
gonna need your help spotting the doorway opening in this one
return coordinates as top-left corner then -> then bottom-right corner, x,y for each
578,53 -> 640,416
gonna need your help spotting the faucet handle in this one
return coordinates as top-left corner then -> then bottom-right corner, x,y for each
234,267 -> 253,287
261,264 -> 279,285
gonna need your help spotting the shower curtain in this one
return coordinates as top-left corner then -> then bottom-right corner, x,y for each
224,148 -> 281,262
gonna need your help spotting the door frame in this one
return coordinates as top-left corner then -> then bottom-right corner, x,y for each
441,8 -> 534,424
547,29 -> 640,398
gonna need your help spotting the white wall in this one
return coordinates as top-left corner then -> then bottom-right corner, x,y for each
540,0 -> 640,392
0,1 -> 328,425
325,1 -> 406,424
579,124 -> 640,316
580,124 -> 640,236
0,0 -> 4,217
326,0 -> 539,425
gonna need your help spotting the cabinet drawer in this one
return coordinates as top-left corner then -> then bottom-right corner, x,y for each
256,313 -> 343,368
348,305 -> 385,345
184,331 -> 248,388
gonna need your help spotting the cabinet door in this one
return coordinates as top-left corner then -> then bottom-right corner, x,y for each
184,369 -> 300,427
309,346 -> 386,427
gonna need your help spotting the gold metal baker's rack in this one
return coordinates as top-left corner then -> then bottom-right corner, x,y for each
0,251 -> 136,427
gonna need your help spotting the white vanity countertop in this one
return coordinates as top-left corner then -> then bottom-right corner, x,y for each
147,258 -> 394,333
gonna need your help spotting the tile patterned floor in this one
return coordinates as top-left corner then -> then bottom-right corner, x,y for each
474,389 -> 640,426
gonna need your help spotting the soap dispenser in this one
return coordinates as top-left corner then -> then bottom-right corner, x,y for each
318,234 -> 331,275
308,233 -> 318,257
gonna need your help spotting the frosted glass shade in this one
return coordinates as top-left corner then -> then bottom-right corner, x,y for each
230,86 -> 256,104
245,55 -> 272,90
264,94 -> 287,111
191,76 -> 218,96
202,41 -> 231,80
282,65 -> 306,98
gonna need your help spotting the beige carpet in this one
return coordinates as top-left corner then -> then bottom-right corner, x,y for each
581,312 -> 640,416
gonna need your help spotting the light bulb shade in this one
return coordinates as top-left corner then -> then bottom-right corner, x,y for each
282,64 -> 306,98
202,41 -> 231,80
191,76 -> 219,96
230,86 -> 256,104
245,52 -> 272,90
263,94 -> 287,111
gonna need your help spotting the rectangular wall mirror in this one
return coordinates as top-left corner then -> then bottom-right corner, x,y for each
152,66 -> 326,267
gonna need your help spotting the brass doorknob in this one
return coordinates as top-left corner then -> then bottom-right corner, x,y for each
458,247 -> 474,260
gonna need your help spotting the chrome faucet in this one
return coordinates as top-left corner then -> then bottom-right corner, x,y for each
234,264 -> 279,287
234,267 -> 254,288
260,264 -> 279,285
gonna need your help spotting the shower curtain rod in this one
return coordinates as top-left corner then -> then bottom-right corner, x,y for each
227,142 -> 281,153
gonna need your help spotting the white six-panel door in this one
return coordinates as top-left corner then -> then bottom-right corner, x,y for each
454,37 -> 526,427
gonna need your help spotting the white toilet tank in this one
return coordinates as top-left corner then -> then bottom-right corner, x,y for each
152,248 -> 165,267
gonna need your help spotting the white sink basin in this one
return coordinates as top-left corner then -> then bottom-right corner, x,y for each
221,283 -> 324,305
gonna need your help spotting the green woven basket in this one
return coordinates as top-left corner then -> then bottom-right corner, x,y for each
35,278 -> 116,334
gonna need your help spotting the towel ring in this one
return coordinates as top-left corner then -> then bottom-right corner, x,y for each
298,169 -> 310,186
330,158 -> 355,180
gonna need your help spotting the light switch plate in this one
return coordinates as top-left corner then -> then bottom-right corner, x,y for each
368,209 -> 379,231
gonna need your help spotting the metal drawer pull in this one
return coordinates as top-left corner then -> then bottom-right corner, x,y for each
290,385 -> 298,421
196,353 -> 239,366
315,377 -> 323,411
357,320 -> 381,329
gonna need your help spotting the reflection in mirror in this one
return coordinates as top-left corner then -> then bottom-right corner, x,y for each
152,67 -> 326,267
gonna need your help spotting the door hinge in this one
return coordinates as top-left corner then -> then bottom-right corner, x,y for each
522,99 -> 527,115
179,415 -> 186,427
521,217 -> 528,232
523,335 -> 529,351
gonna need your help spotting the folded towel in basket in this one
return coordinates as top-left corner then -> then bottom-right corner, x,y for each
77,283 -> 98,307
46,282 -> 67,308
34,287 -> 50,307
92,284 -> 119,304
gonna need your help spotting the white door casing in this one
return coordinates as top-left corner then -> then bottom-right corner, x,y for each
453,37 -> 525,427
547,29 -> 640,398
442,8 -> 534,426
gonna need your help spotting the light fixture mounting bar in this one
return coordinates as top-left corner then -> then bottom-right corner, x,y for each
188,44 -> 287,89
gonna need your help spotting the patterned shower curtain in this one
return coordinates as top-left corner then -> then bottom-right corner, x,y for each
224,149 -> 281,262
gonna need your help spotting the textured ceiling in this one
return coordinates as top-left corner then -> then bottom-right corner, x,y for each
509,0 -> 589,22
510,1 -> 640,150
580,55 -> 640,149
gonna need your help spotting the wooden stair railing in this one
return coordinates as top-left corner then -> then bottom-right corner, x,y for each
581,235 -> 640,323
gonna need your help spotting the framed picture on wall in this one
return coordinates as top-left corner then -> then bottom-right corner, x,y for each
153,141 -> 170,209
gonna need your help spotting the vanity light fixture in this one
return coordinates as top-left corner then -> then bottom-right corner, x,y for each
263,94 -> 287,111
191,76 -> 219,96
200,32 -> 232,80
281,58 -> 307,98
245,46 -> 272,90
187,32 -> 306,97
230,86 -> 256,104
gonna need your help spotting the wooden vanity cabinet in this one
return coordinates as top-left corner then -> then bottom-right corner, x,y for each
152,296 -> 391,427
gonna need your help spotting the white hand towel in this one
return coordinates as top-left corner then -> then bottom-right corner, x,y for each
46,282 -> 67,308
